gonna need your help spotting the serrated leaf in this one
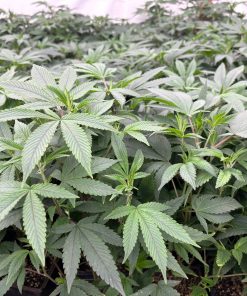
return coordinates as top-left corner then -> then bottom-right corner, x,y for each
79,223 -> 122,246
22,121 -> 59,181
140,209 -> 197,246
63,226 -> 81,293
23,192 -> 46,266
216,169 -> 232,188
0,191 -> 26,222
31,183 -> 79,199
138,210 -> 167,280
123,209 -> 139,262
0,108 -> 53,122
70,81 -> 96,100
59,67 -> 77,91
230,111 -> 247,138
68,178 -> 116,196
61,121 -> 92,176
159,163 -> 182,190
180,162 -> 196,189
105,205 -> 135,220
216,248 -> 231,267
78,227 -> 125,296
31,65 -> 56,87
0,80 -> 53,102
63,113 -> 114,131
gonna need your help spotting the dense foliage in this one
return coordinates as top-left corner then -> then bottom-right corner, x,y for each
0,0 -> 247,295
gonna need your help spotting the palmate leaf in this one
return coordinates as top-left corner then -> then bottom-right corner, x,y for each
63,226 -> 81,293
192,195 -> 242,232
23,192 -> 46,266
78,226 -> 125,296
31,183 -> 78,199
107,203 -> 196,279
22,121 -> 59,181
68,178 -> 116,196
61,121 -> 92,176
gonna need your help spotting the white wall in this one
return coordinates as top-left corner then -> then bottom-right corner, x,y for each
0,0 -> 246,22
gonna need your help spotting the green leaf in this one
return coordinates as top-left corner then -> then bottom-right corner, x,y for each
216,248 -> 231,267
159,163 -> 182,190
63,226 -> 81,293
70,81 -> 96,100
105,205 -> 135,220
123,209 -> 139,262
0,191 -> 26,222
59,67 -> 77,91
0,108 -> 53,122
180,162 -> 196,189
22,121 -> 59,181
68,178 -> 116,196
124,121 -> 163,132
31,65 -> 56,87
79,223 -> 122,246
31,183 -> 78,199
7,250 -> 28,286
63,113 -> 114,131
111,133 -> 129,173
61,121 -> 92,176
0,81 -> 53,102
216,170 -> 232,188
23,192 -> 46,266
138,210 -> 167,280
78,227 -> 125,296
143,210 -> 197,246
229,111 -> 247,138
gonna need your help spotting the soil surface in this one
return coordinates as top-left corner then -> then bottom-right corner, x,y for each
175,276 -> 245,296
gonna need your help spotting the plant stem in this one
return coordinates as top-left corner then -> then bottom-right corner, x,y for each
207,273 -> 247,279
171,179 -> 179,198
188,116 -> 200,148
25,268 -> 57,285
38,163 -> 64,217
213,135 -> 232,148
